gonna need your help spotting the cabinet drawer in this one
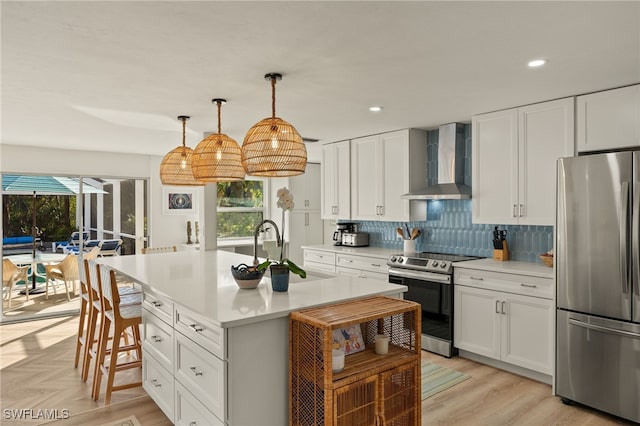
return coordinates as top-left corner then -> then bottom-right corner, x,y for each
143,289 -> 173,325
454,268 -> 553,299
304,260 -> 336,275
175,305 -> 224,358
336,254 -> 388,274
143,352 -> 174,423
304,249 -> 336,265
175,380 -> 224,426
142,308 -> 173,370
175,332 -> 225,420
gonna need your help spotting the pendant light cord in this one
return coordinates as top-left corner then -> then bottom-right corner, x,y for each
271,76 -> 276,119
217,100 -> 222,134
181,117 -> 187,148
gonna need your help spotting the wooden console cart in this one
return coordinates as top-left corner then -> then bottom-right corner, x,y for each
290,296 -> 421,426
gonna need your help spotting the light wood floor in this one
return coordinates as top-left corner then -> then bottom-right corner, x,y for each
0,315 -> 634,425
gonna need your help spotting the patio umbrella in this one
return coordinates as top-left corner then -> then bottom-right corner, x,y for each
2,174 -> 107,293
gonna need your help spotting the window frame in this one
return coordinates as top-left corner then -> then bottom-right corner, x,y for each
216,177 -> 271,241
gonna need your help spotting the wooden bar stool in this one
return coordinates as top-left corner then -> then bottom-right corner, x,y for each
81,259 -> 141,383
74,247 -> 100,370
92,263 -> 142,404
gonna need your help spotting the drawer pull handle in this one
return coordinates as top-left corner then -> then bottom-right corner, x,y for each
371,264 -> 381,267
520,283 -> 537,288
151,335 -> 162,343
190,422 -> 197,426
190,366 -> 203,376
189,324 -> 203,332
150,379 -> 161,388
151,301 -> 162,307
345,259 -> 353,263
470,276 -> 484,281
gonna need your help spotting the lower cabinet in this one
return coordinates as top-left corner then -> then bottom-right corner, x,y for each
142,291 -> 226,425
303,248 -> 390,280
454,270 -> 554,375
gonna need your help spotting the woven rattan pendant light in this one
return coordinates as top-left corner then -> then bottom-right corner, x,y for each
160,116 -> 205,186
241,73 -> 307,177
192,99 -> 245,182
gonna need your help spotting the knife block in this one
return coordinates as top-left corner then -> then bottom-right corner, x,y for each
493,241 -> 509,261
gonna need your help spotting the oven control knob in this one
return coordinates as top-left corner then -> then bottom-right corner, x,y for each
440,262 -> 447,268
390,256 -> 396,263
431,261 -> 438,267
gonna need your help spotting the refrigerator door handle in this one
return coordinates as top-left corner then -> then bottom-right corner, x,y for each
621,181 -> 630,293
568,318 -> 640,339
633,171 -> 639,296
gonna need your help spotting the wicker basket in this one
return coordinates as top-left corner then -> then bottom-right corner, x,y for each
539,254 -> 553,268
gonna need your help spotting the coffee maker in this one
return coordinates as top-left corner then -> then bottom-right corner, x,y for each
333,222 -> 357,246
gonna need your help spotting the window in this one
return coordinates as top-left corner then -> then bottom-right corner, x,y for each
217,179 -> 267,239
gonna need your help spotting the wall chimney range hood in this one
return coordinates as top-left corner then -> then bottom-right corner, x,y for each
402,122 -> 471,200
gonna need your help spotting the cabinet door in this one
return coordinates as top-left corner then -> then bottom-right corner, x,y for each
289,163 -> 321,210
380,131 -> 411,222
472,109 -> 519,224
321,144 -> 338,219
454,285 -> 501,359
351,135 -> 382,220
334,375 -> 379,426
501,293 -> 553,375
322,141 -> 351,220
577,84 -> 640,152
518,98 -> 574,225
288,211 -> 324,267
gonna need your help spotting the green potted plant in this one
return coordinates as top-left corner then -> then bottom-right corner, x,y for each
257,187 -> 306,291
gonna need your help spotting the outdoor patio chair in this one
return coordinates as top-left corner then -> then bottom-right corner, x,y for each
2,258 -> 29,307
98,239 -> 122,257
45,253 -> 79,301
55,231 -> 89,253
141,245 -> 176,254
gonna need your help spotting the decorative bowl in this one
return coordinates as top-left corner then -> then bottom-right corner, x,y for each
231,263 -> 266,289
539,254 -> 554,268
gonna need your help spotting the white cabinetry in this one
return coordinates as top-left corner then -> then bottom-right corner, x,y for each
270,163 -> 323,266
351,129 -> 427,222
472,97 -> 574,225
303,249 -> 337,275
454,267 -> 554,377
321,141 -> 351,220
288,163 -> 321,210
577,84 -> 640,152
336,253 -> 388,281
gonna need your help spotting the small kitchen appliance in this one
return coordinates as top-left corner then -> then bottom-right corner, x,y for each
341,232 -> 369,247
332,222 -> 357,246
387,252 -> 478,357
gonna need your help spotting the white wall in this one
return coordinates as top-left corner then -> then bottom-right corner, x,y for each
0,144 -> 200,250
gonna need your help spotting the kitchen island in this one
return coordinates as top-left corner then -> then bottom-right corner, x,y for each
98,250 -> 407,425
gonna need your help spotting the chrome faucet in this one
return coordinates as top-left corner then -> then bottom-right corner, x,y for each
253,219 -> 281,266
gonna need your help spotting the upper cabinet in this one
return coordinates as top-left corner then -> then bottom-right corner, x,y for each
351,129 -> 427,222
472,97 -> 574,225
288,163 -> 321,210
577,84 -> 640,153
321,141 -> 351,220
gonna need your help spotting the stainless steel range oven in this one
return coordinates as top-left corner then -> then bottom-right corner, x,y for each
387,252 -> 478,358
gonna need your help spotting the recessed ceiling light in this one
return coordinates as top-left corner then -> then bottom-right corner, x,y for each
528,59 -> 546,68
369,106 -> 383,112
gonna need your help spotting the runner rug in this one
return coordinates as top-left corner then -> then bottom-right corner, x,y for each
421,361 -> 470,400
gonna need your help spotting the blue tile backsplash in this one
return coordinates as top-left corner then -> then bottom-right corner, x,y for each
354,125 -> 554,263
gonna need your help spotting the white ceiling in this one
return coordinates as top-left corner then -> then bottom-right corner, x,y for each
2,1 -> 639,162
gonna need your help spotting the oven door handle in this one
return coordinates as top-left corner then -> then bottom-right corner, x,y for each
388,268 -> 451,284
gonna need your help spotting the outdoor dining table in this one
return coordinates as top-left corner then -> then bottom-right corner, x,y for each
4,252 -> 68,295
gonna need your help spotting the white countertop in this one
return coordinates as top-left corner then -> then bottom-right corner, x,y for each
98,250 -> 407,328
301,244 -> 398,259
453,258 -> 554,279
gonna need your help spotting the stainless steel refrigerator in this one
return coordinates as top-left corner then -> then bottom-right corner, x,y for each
556,150 -> 640,423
